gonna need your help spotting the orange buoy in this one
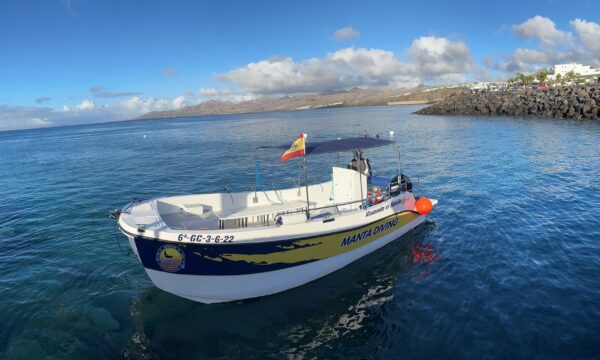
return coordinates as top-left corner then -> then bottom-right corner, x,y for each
415,197 -> 433,215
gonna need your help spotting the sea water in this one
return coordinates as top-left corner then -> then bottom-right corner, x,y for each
0,106 -> 599,359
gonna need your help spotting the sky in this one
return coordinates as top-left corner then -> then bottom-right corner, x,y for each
1,0 -> 599,131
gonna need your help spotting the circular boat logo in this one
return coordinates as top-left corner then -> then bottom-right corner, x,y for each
156,245 -> 186,272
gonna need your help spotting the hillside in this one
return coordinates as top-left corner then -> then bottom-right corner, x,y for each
138,86 -> 460,120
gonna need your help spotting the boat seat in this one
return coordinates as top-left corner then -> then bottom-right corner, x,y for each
181,203 -> 205,216
131,216 -> 161,227
182,219 -> 217,230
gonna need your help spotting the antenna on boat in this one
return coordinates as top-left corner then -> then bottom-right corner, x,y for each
358,149 -> 364,206
224,185 -> 234,204
253,148 -> 259,203
391,130 -> 402,184
396,144 -> 401,177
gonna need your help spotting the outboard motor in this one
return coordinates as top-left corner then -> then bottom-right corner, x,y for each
348,150 -> 372,176
400,174 -> 413,192
389,173 -> 412,196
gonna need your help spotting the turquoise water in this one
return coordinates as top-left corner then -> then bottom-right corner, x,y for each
1,106 -> 599,359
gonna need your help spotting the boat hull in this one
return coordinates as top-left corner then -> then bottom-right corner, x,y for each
126,212 -> 427,303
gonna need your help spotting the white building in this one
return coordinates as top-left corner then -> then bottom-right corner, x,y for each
466,81 -> 509,92
548,63 -> 600,79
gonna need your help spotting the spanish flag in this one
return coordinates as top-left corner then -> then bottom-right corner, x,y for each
280,132 -> 306,162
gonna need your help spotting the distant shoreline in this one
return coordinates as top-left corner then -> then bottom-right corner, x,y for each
0,103 -> 429,134
135,101 -> 431,121
0,86 -> 457,132
137,86 -> 457,121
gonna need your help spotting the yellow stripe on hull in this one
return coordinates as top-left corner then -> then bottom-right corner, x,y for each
219,211 -> 419,265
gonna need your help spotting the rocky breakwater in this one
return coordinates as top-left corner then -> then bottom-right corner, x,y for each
416,84 -> 600,120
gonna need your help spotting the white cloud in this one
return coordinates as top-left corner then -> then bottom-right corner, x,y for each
570,18 -> 600,54
327,47 -> 404,79
197,88 -> 257,102
513,16 -> 572,45
437,73 -> 468,84
0,93 -> 195,131
63,100 -> 96,112
172,95 -> 187,109
121,96 -> 170,113
0,105 -> 62,131
117,94 -> 193,114
407,36 -> 473,77
495,48 -> 552,73
494,17 -> 600,75
333,27 -> 360,41
218,36 -> 474,95
198,87 -> 220,96
218,56 -> 343,94
0,104 -> 93,131
512,48 -> 549,64
493,48 -> 576,74
31,117 -> 51,126
77,99 -> 96,110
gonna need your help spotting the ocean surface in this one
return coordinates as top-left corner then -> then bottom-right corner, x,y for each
0,106 -> 599,359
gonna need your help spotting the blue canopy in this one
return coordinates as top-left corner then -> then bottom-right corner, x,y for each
277,136 -> 394,156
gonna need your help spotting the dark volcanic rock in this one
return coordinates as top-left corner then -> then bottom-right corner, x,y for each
416,84 -> 600,120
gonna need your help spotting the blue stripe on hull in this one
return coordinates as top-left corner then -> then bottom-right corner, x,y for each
135,236 -> 316,276
133,211 -> 419,276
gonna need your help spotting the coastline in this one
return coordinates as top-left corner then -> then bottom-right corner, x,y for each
416,84 -> 600,120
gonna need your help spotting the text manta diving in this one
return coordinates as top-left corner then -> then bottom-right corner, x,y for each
340,217 -> 399,248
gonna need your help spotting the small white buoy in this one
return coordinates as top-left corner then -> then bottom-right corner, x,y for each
389,130 -> 394,137
143,134 -> 147,138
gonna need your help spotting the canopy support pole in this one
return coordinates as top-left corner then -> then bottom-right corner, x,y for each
303,156 -> 310,219
359,157 -> 364,207
253,149 -> 259,203
396,144 -> 402,187
354,149 -> 365,208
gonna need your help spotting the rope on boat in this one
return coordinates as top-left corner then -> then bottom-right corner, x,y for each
108,197 -> 141,257
329,173 -> 334,201
113,226 -> 131,257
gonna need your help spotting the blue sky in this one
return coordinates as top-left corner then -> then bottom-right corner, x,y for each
1,0 -> 599,130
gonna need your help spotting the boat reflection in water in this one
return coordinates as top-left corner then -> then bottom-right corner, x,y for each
411,241 -> 441,281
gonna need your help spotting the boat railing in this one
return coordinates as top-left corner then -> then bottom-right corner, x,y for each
272,182 -> 412,222
222,197 -> 364,230
273,198 -> 365,220
227,174 -> 412,229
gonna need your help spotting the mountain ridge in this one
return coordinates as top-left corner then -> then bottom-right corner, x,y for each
138,86 -> 457,120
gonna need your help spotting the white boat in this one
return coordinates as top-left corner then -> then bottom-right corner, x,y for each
110,134 -> 436,303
